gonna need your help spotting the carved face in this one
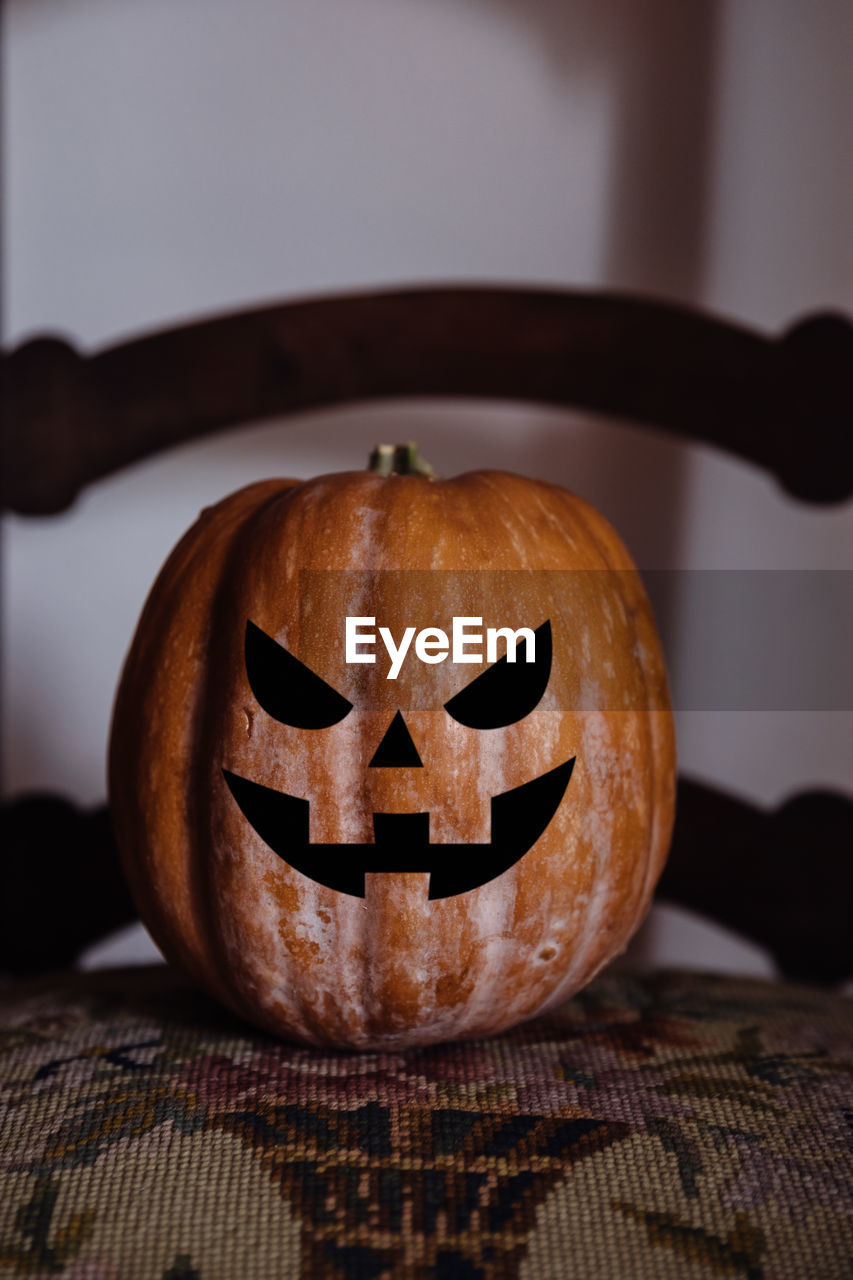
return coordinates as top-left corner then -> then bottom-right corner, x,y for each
224,618 -> 574,898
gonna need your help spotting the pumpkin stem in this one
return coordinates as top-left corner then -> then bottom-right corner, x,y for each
368,442 -> 436,478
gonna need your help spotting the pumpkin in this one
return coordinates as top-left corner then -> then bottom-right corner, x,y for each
109,444 -> 675,1049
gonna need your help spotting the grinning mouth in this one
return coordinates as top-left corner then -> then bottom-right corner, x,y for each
222,758 -> 574,899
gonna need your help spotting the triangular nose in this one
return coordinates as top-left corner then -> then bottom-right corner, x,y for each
369,710 -> 423,768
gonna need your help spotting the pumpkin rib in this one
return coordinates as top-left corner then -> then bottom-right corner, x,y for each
188,482 -> 308,1022
112,481 -> 303,1009
520,480 -> 674,1004
214,479 -> 389,1038
550,484 -> 676,950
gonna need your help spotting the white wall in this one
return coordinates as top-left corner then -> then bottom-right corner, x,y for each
3,0 -> 852,975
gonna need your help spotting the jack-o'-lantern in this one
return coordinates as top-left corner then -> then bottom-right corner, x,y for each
109,444 -> 675,1049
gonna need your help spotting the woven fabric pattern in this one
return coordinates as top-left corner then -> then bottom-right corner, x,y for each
0,965 -> 851,1279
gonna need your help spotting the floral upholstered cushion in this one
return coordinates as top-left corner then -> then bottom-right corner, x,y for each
0,965 -> 851,1280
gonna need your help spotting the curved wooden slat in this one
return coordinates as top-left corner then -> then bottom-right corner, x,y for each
0,795 -> 137,976
2,287 -> 852,515
659,778 -> 853,985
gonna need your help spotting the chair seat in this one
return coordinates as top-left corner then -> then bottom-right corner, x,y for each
1,964 -> 851,1280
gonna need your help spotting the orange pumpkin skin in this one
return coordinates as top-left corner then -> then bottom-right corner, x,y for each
109,468 -> 675,1049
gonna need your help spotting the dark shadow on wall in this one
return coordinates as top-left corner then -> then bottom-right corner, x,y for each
450,0 -> 718,299
437,0 -> 720,623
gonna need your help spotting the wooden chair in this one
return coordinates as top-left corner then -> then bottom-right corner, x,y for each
3,286 -> 851,981
1,287 -> 851,1279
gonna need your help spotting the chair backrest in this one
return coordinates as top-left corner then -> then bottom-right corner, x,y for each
2,286 -> 852,981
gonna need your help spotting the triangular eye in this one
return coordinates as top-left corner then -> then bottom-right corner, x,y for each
443,620 -> 552,729
245,621 -> 353,729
